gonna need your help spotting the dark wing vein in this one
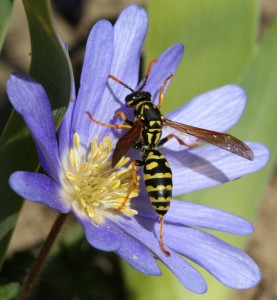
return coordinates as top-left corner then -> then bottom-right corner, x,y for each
164,119 -> 254,160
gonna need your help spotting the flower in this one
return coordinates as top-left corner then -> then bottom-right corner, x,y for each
7,5 -> 269,294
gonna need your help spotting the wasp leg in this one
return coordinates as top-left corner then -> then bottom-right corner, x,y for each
138,58 -> 158,91
116,160 -> 141,212
86,111 -> 132,130
159,216 -> 170,257
113,111 -> 133,126
158,133 -> 199,148
158,73 -> 174,110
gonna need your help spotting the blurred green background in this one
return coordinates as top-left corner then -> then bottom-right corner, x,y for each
0,0 -> 277,299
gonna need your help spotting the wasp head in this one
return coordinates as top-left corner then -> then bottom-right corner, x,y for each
125,91 -> 151,107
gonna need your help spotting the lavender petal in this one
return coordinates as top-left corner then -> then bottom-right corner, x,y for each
114,222 -> 161,275
143,44 -> 185,105
132,198 -> 254,235
166,84 -> 246,132
116,217 -> 207,293
167,225 -> 261,289
7,73 -> 60,181
74,212 -> 121,251
95,4 -> 149,141
71,20 -> 114,147
9,171 -> 70,213
165,142 -> 269,196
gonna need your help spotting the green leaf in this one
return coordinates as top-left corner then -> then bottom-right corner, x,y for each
0,283 -> 19,300
0,0 -> 72,268
0,0 -> 14,52
23,0 -> 72,120
146,0 -> 258,112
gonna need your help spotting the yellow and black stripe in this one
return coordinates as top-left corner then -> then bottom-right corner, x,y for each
135,101 -> 164,148
142,149 -> 172,218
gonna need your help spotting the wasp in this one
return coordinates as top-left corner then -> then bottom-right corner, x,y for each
87,59 -> 254,256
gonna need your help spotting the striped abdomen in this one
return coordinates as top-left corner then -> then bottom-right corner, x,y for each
143,150 -> 172,218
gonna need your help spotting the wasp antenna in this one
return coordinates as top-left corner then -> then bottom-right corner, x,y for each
138,58 -> 158,91
108,75 -> 134,92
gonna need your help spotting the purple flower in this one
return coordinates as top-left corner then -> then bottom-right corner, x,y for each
7,5 -> 269,294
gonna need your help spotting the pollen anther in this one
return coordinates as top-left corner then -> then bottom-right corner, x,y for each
61,133 -> 139,225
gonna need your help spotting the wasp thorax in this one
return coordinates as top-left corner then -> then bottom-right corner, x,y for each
125,91 -> 151,107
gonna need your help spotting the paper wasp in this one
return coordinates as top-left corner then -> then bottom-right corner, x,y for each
87,59 -> 254,256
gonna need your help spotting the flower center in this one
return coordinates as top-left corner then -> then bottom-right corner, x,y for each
61,133 -> 139,223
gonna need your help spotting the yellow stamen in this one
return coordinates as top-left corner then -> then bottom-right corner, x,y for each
70,149 -> 77,172
61,133 -> 140,225
66,172 -> 77,180
74,132 -> 80,149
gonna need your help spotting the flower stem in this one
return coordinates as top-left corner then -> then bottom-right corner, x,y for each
17,213 -> 68,300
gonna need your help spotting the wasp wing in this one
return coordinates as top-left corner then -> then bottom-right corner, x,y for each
164,119 -> 254,161
112,121 -> 142,167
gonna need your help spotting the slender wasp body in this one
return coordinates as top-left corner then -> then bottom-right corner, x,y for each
87,59 -> 254,256
135,148 -> 172,256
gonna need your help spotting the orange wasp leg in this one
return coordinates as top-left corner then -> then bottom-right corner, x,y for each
138,58 -> 158,91
159,216 -> 170,256
116,160 -> 140,212
158,73 -> 174,110
113,111 -> 134,126
158,133 -> 199,148
86,111 -> 132,130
